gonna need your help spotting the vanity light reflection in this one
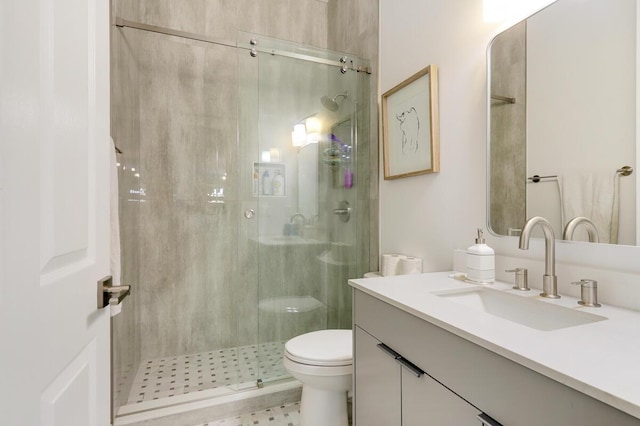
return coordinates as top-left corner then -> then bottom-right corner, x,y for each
483,0 -> 557,23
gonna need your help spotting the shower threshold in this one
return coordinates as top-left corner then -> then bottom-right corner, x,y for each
117,341 -> 291,421
115,379 -> 301,425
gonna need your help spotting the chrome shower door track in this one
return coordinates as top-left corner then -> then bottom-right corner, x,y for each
114,17 -> 371,74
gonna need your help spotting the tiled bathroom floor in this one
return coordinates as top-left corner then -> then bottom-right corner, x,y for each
127,341 -> 288,404
195,402 -> 300,426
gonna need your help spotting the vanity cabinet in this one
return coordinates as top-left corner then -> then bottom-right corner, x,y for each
355,326 -> 482,425
353,327 -> 401,425
402,361 -> 482,425
353,289 -> 640,426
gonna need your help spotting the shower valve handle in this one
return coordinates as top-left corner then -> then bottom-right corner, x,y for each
333,201 -> 351,223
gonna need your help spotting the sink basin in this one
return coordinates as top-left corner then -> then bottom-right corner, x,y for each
433,287 -> 607,331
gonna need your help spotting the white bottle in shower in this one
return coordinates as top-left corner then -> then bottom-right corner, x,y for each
272,171 -> 285,196
262,170 -> 272,195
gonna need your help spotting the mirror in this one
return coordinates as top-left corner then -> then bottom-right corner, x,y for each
488,0 -> 637,245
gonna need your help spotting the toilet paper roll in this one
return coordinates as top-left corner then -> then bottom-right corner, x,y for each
381,254 -> 406,276
397,256 -> 422,275
110,301 -> 122,317
109,295 -> 129,317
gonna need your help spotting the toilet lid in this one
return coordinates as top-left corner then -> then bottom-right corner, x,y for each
285,329 -> 352,367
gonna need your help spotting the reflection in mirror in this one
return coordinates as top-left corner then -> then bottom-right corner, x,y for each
297,118 -> 353,223
488,0 -> 637,245
297,143 -> 319,220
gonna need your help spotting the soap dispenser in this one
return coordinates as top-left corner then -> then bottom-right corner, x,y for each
466,229 -> 495,283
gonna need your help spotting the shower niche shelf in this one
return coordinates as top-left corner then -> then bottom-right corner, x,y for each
252,162 -> 287,197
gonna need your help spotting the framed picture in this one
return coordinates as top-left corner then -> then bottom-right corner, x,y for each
382,65 -> 440,179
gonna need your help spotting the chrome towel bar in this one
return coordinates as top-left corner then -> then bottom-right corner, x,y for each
527,166 -> 633,183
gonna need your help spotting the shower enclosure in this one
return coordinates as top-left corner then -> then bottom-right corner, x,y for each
111,13 -> 373,422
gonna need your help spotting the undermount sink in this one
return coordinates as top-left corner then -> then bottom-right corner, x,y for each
433,286 -> 607,331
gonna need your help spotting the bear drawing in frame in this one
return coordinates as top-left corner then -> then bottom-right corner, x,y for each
395,106 -> 420,155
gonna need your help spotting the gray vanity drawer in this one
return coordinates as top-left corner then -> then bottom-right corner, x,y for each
353,289 -> 640,426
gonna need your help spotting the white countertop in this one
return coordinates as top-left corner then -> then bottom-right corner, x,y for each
349,271 -> 640,419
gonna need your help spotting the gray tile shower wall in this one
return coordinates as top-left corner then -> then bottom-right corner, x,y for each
111,0 -> 379,412
327,0 -> 380,273
113,0 -> 334,363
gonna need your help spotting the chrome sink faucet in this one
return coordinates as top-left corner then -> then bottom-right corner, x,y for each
563,216 -> 600,243
518,216 -> 560,299
289,213 -> 306,236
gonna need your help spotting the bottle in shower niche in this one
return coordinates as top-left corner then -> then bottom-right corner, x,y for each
262,169 -> 272,195
466,228 -> 495,283
272,171 -> 285,196
252,168 -> 259,196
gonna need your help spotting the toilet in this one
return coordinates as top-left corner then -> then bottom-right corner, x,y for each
283,329 -> 352,426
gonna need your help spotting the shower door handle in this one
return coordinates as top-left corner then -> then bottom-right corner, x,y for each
244,209 -> 255,219
97,276 -> 131,309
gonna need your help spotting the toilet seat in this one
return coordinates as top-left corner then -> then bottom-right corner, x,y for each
283,354 -> 352,377
284,329 -> 352,367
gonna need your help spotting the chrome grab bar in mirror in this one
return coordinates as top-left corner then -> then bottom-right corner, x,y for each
527,166 -> 633,183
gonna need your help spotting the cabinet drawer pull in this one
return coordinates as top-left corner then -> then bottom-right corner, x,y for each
395,357 -> 425,378
377,343 -> 401,359
477,413 -> 503,426
376,343 -> 425,377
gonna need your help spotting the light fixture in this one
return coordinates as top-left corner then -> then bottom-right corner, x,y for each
291,115 -> 323,147
305,117 -> 321,133
292,124 -> 306,147
305,117 -> 321,145
269,148 -> 281,162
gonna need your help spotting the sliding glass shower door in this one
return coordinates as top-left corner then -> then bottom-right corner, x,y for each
238,33 -> 367,384
112,20 -> 372,415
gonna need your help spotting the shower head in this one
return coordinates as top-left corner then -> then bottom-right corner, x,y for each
320,92 -> 348,111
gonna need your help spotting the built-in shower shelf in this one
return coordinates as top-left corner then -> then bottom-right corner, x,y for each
252,162 -> 287,197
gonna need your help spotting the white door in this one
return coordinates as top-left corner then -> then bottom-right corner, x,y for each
1,0 -> 111,425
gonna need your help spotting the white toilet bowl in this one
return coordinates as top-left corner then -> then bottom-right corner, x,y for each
283,329 -> 352,426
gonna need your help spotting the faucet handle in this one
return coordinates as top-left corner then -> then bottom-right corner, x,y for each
571,279 -> 601,307
505,268 -> 529,291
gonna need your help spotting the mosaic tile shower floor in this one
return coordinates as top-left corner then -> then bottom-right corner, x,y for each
127,341 -> 288,404
196,402 -> 300,426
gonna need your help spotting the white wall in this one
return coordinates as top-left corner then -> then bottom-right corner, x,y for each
379,0 -> 497,271
379,0 -> 640,294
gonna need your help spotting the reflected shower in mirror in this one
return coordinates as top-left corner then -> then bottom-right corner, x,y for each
488,0 -> 637,245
